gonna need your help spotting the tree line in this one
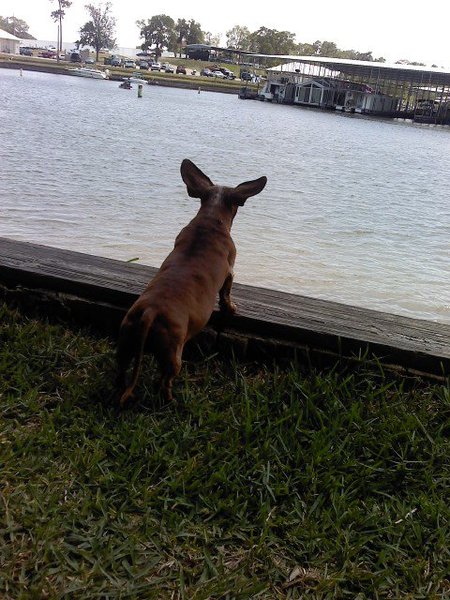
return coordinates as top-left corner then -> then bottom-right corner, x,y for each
2,5 -> 434,67
0,16 -> 35,39
225,26 -> 387,62
135,18 -> 388,63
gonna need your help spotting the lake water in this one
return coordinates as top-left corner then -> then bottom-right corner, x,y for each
0,69 -> 449,323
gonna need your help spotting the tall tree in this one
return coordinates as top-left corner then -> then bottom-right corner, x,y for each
175,18 -> 189,58
312,40 -> 322,54
50,0 -> 72,62
174,18 -> 203,56
248,27 -> 296,55
297,39 -> 386,62
79,2 -> 116,61
0,15 -> 35,39
318,40 -> 338,57
225,25 -> 250,50
203,31 -> 221,47
296,41 -> 316,55
137,15 -> 176,59
185,19 -> 203,45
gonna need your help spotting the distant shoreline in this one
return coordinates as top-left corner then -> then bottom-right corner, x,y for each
0,56 -> 248,95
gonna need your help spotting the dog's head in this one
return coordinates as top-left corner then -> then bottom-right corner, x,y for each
180,159 -> 267,221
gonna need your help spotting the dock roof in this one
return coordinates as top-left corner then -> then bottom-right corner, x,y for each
249,54 -> 450,87
184,43 -> 450,87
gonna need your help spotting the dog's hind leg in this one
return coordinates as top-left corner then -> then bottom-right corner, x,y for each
154,329 -> 183,403
160,346 -> 182,403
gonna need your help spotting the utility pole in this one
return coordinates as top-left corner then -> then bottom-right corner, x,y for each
57,22 -> 60,63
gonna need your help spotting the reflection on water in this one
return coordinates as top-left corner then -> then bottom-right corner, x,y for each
0,69 -> 449,322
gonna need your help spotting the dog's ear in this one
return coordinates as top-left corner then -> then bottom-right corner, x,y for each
180,159 -> 214,198
231,176 -> 267,206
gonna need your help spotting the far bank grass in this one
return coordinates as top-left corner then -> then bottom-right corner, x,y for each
0,53 -> 258,93
0,302 -> 449,598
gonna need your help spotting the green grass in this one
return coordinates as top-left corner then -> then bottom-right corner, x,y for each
0,302 -> 449,598
130,69 -> 246,92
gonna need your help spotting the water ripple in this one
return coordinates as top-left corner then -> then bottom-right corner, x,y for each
0,69 -> 449,322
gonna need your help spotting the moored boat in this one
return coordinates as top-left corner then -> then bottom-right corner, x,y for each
69,67 -> 108,80
128,72 -> 147,85
119,75 -> 147,89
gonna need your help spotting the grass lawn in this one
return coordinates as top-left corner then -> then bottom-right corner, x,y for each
0,302 -> 449,598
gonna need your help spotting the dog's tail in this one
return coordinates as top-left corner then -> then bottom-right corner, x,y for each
119,308 -> 156,407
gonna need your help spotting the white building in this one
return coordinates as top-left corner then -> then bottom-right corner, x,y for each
0,28 -> 21,54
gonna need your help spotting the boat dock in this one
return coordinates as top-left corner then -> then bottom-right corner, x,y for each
241,55 -> 450,124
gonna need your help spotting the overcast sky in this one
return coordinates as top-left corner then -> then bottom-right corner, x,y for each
3,0 -> 450,67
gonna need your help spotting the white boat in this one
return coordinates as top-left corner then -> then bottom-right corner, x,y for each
69,67 -> 108,80
119,75 -> 147,89
129,73 -> 147,85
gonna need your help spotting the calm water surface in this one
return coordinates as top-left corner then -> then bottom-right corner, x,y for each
1,69 -> 449,322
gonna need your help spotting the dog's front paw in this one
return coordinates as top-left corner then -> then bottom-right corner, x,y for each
220,300 -> 237,316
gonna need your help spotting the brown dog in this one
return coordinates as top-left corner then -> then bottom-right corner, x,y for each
114,159 -> 267,406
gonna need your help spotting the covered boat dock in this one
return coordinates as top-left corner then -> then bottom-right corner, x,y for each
242,54 -> 450,123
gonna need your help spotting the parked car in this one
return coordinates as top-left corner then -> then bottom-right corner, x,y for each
123,60 -> 135,69
200,68 -> 212,77
211,70 -> 226,78
39,50 -> 56,59
19,47 -> 33,56
164,64 -> 175,73
150,62 -> 162,71
219,68 -> 236,79
136,51 -> 153,57
176,65 -> 187,74
110,56 -> 122,67
84,57 -> 95,65
240,71 -> 252,81
138,60 -> 149,70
